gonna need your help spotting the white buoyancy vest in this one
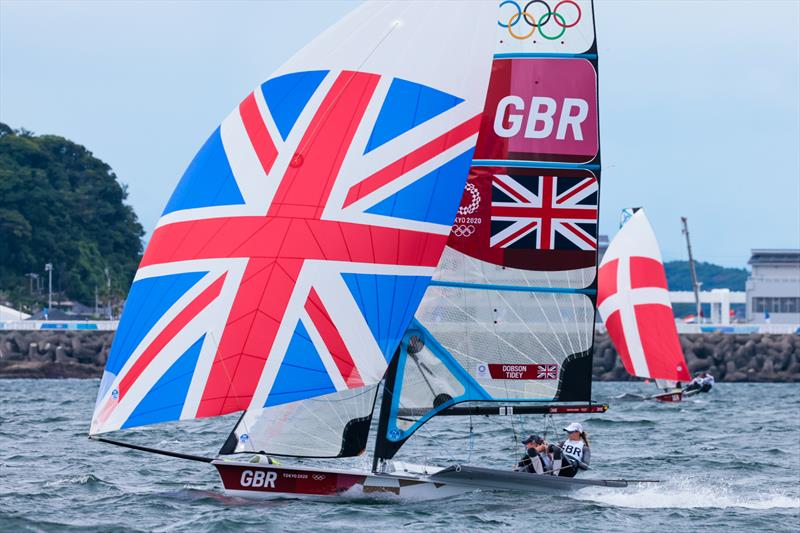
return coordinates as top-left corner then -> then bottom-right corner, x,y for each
560,439 -> 585,462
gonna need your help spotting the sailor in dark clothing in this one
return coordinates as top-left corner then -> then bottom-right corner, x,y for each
516,434 -> 552,474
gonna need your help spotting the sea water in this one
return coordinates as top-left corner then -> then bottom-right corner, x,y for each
1,381 -> 798,532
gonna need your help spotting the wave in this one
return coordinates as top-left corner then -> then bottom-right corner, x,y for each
582,417 -> 656,426
575,475 -> 800,510
612,393 -> 648,401
43,473 -> 111,488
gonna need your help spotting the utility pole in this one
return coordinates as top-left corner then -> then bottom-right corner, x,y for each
104,267 -> 112,320
25,272 -> 38,294
45,263 -> 53,315
680,217 -> 702,321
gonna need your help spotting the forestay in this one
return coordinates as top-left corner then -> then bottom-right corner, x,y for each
378,0 -> 602,455
90,0 -> 498,437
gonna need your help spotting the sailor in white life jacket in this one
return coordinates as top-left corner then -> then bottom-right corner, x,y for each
550,422 -> 591,477
700,373 -> 715,392
685,372 -> 715,393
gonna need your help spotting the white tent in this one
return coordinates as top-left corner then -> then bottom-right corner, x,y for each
0,304 -> 30,321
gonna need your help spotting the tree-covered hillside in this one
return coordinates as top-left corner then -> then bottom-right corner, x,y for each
664,260 -> 749,291
0,123 -> 143,311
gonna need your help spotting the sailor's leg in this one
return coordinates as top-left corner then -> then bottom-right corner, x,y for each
558,459 -> 578,478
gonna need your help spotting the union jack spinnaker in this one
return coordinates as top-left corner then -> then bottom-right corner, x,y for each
90,1 -> 498,447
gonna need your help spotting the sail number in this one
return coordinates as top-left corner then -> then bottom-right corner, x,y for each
240,470 -> 277,488
494,96 -> 589,141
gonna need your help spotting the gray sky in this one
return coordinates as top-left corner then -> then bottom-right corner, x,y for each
2,0 -> 798,268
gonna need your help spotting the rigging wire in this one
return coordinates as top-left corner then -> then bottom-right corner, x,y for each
466,414 -> 474,463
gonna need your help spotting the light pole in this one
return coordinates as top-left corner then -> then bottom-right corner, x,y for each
44,263 -> 53,314
25,272 -> 39,294
104,267 -> 111,319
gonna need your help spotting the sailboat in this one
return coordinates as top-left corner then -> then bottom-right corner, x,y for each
597,209 -> 692,402
89,0 -> 646,498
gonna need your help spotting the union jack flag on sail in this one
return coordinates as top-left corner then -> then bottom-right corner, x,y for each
490,174 -> 598,250
537,364 -> 558,380
90,68 -> 486,434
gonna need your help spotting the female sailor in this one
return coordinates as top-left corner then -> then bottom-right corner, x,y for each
551,422 -> 591,477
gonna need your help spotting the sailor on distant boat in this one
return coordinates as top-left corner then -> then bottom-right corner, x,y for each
550,422 -> 591,477
700,373 -> 715,392
685,372 -> 715,393
516,435 -> 552,474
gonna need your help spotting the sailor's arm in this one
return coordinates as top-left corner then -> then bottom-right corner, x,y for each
578,447 -> 591,470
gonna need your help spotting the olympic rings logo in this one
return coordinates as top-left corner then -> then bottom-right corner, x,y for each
452,224 -> 475,238
498,0 -> 582,41
458,183 -> 481,216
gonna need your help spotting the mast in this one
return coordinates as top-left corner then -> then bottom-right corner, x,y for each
372,347 -> 402,472
681,216 -> 702,320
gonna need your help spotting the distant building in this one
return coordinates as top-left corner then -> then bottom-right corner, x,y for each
746,249 -> 800,323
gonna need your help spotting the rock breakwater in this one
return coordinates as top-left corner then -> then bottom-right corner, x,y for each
593,332 -> 799,382
1,330 -> 798,381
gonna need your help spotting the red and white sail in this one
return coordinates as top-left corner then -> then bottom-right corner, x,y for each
597,210 -> 691,382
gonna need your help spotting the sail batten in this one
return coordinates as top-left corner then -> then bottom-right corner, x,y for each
429,280 -> 595,294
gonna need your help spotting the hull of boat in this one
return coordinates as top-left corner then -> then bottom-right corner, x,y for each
652,390 -> 683,402
213,460 -> 466,499
212,460 -> 628,500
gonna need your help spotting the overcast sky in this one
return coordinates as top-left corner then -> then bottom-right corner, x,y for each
2,0 -> 798,268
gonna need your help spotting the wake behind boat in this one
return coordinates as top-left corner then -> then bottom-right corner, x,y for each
87,0 -> 650,499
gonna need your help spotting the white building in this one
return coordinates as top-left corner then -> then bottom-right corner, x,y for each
746,249 -> 800,323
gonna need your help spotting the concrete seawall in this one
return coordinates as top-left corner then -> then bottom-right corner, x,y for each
1,330 -> 798,381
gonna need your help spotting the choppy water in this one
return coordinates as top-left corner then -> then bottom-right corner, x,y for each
1,380 -> 798,532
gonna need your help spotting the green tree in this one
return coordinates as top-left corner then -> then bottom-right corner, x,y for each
664,260 -> 749,291
0,123 -> 144,307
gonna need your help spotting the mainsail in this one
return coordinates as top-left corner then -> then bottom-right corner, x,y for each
90,0 -> 498,449
597,209 -> 691,384
376,0 -> 603,458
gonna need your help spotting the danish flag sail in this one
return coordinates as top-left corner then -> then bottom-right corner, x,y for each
90,0 -> 497,443
375,0 -> 604,460
597,209 -> 691,383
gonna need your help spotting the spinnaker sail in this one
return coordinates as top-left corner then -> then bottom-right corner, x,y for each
376,0 -> 603,458
597,209 -> 691,383
90,1 -> 498,438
